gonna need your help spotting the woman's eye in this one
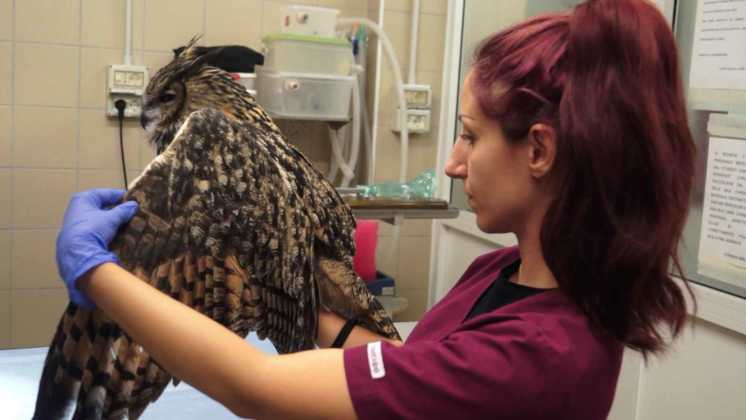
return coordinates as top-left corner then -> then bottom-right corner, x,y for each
159,93 -> 176,103
459,133 -> 476,144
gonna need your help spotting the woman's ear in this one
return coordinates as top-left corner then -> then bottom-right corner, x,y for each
527,123 -> 557,179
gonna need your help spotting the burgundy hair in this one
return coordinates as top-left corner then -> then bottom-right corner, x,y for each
472,0 -> 696,357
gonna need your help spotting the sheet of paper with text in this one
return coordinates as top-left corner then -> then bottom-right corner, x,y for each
698,135 -> 746,288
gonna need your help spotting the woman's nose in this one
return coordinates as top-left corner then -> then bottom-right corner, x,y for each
445,142 -> 467,179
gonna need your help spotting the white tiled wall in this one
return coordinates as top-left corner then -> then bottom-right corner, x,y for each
0,0 -> 446,347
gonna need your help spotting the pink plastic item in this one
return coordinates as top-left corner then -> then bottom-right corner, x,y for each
352,219 -> 379,282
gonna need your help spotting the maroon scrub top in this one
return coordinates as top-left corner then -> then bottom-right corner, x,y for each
344,246 -> 624,419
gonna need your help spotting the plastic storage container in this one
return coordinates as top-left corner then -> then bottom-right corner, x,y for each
255,67 -> 353,121
233,72 -> 257,96
280,5 -> 340,38
262,33 -> 353,75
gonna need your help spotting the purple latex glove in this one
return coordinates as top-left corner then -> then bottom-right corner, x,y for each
56,189 -> 139,308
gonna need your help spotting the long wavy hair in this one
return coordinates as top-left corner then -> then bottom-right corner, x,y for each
471,0 -> 696,357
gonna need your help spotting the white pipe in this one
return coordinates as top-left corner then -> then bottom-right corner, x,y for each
408,0 -> 420,84
362,82 -> 374,185
329,127 -> 355,181
124,0 -> 133,65
338,17 -> 409,183
341,72 -> 362,187
356,28 -> 374,185
326,127 -> 340,182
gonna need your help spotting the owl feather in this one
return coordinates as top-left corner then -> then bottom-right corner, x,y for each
32,38 -> 399,420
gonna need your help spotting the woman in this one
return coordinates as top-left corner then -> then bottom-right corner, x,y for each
55,0 -> 695,418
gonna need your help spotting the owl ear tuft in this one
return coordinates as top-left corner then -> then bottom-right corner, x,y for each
172,35 -> 203,60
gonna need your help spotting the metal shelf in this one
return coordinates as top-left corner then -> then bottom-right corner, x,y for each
351,207 -> 459,224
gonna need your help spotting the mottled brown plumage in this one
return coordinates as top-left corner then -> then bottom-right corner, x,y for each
33,38 -> 399,420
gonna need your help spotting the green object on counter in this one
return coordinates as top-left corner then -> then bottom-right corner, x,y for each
357,170 -> 436,199
262,33 -> 351,47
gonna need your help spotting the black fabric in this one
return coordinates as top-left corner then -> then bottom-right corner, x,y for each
466,259 -> 547,320
331,318 -> 359,348
173,45 -> 264,73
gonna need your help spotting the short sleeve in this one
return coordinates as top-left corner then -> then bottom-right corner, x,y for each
343,319 -> 564,420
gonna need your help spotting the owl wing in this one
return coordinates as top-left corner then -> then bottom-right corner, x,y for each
33,108 -> 325,420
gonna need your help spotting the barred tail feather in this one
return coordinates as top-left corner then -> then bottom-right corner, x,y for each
32,306 -> 81,420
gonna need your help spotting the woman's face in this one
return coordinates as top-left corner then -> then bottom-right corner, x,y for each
445,72 -> 538,234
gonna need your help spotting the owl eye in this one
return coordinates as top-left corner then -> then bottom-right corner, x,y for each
159,92 -> 176,103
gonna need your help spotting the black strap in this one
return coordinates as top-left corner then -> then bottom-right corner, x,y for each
331,318 -> 358,348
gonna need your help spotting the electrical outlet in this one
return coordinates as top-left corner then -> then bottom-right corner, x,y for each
392,108 -> 431,134
403,84 -> 432,109
106,64 -> 149,118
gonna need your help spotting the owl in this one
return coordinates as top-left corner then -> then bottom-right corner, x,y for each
32,38 -> 400,420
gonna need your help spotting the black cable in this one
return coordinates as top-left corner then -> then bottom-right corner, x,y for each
114,99 -> 128,189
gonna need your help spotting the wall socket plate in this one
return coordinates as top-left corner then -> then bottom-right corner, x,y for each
403,84 -> 432,109
106,64 -> 149,118
392,108 -> 431,134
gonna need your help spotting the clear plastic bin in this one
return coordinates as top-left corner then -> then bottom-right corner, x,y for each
262,33 -> 353,75
256,67 -> 353,121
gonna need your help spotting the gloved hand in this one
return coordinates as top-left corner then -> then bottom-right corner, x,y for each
56,189 -> 139,308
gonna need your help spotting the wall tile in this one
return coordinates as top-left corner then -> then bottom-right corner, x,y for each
396,287 -> 427,321
406,135 -> 438,178
144,0 -> 204,52
0,169 -> 9,228
15,43 -> 79,107
77,169 -> 123,190
12,169 -> 76,228
276,120 -> 332,164
81,0 -> 125,48
379,219 -> 433,237
0,290 -> 9,348
15,0 -> 80,44
262,1 -> 322,35
0,0 -> 10,40
0,106 -> 10,166
262,1 -> 285,35
368,0 -> 381,13
266,0 -> 319,5
375,232 -> 398,278
372,128 -> 402,182
0,230 -> 9,289
139,140 -> 157,170
383,0 -> 411,12
374,55 -> 420,133
205,0 -> 263,47
80,49 -> 146,109
142,51 -> 174,80
396,235 -> 430,289
14,107 -> 77,168
80,48 -> 123,109
422,0 -> 447,15
381,11 -> 410,74
11,229 -> 59,289
78,109 -> 140,170
416,13 -> 446,72
336,7 -> 367,18
11,289 -> 68,348
318,0 -> 366,10
0,42 -> 10,104
81,0 -> 142,49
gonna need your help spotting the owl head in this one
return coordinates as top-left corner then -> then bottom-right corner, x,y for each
140,37 -> 249,153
